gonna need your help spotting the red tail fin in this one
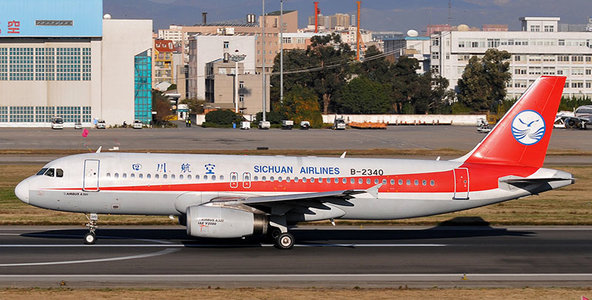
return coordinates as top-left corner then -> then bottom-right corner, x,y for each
462,76 -> 566,168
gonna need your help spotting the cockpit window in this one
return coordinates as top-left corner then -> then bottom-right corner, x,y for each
45,168 -> 55,177
36,168 -> 48,175
56,169 -> 63,178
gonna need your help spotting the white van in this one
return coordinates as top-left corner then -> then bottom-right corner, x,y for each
50,117 -> 64,130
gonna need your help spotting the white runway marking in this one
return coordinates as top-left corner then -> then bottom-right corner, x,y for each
0,243 -> 446,248
0,248 -> 179,267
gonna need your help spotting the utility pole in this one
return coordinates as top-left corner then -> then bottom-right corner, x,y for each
280,0 -> 284,105
261,0 -> 267,122
356,1 -> 361,61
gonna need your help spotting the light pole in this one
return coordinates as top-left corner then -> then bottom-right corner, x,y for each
280,0 -> 284,105
230,50 -> 246,113
261,0 -> 266,122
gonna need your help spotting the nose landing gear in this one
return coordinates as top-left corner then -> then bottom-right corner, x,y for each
84,213 -> 98,245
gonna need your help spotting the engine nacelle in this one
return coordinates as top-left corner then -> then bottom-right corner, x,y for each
186,205 -> 268,238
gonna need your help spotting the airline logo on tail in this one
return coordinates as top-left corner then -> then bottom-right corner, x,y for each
511,110 -> 546,145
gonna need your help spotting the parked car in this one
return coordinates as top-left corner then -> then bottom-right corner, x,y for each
332,117 -> 346,130
281,120 -> 294,130
258,121 -> 271,130
50,117 -> 64,130
300,121 -> 311,130
74,121 -> 82,129
132,120 -> 143,129
240,121 -> 251,130
96,120 -> 106,129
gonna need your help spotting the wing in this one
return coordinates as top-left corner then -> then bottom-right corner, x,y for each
210,186 -> 380,205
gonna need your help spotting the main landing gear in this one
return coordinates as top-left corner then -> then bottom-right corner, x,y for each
84,213 -> 98,245
269,216 -> 295,249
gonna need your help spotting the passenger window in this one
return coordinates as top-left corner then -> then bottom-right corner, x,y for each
56,169 -> 64,178
212,175 -> 216,181
220,175 -> 224,181
186,174 -> 191,180
278,176 -> 283,182
114,173 -> 119,179
382,179 -> 387,185
286,177 -> 291,182
430,180 -> 435,186
422,180 -> 427,186
414,180 -> 419,186
294,177 -> 299,182
262,176 -> 267,181
139,174 -> 143,179
374,179 -> 379,184
334,178 -> 338,184
270,176 -> 275,182
171,174 -> 176,179
163,174 -> 168,179
155,174 -> 159,179
406,179 -> 411,185
195,175 -> 199,180
302,178 -> 307,183
203,175 -> 207,180
37,168 -> 48,175
131,173 -> 136,178
398,179 -> 403,185
342,178 -> 347,184
147,174 -> 151,179
253,176 -> 258,181
390,179 -> 395,185
358,178 -> 363,184
45,168 -> 55,177
107,173 -> 111,178
350,178 -> 355,184
122,173 -> 127,179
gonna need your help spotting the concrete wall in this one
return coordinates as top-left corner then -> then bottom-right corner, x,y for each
322,114 -> 487,126
101,19 -> 153,125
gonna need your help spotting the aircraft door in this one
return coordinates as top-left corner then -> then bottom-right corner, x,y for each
83,159 -> 100,192
453,168 -> 469,200
230,172 -> 238,188
242,172 -> 251,189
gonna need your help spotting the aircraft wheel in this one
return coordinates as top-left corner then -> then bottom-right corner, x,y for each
275,232 -> 295,249
84,232 -> 96,245
270,227 -> 282,239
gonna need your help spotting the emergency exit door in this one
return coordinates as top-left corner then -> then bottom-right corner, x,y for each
83,159 -> 100,192
453,168 -> 469,200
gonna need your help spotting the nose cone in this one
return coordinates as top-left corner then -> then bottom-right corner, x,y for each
15,179 -> 30,203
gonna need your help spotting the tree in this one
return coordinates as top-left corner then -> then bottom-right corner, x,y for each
335,76 -> 391,114
152,90 -> 172,123
270,33 -> 354,114
391,56 -> 422,113
204,110 -> 242,125
457,49 -> 511,111
276,86 -> 323,127
359,45 -> 393,84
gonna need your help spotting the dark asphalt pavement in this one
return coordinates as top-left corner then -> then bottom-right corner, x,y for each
0,225 -> 591,288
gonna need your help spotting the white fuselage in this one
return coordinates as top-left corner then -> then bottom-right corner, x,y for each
15,152 -> 573,221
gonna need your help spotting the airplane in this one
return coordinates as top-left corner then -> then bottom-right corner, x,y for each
15,76 -> 574,249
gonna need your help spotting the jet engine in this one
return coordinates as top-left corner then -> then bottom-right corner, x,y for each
186,205 -> 268,238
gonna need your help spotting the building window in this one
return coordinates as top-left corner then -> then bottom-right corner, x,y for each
134,50 -> 152,123
544,25 -> 554,32
223,41 -> 229,49
530,25 -> 540,32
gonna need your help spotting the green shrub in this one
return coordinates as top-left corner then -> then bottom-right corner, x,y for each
205,110 -> 243,125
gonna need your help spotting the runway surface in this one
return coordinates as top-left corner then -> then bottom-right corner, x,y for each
0,225 -> 591,288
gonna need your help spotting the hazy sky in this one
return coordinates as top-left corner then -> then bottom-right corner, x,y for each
104,0 -> 592,33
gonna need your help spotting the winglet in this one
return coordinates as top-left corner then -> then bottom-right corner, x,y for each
95,146 -> 102,153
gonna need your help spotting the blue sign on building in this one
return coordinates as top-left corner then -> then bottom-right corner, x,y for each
0,0 -> 102,37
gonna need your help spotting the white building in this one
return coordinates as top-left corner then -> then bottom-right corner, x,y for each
384,35 -> 431,73
0,0 -> 153,127
188,35 -> 256,100
431,17 -> 592,98
158,25 -> 185,46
